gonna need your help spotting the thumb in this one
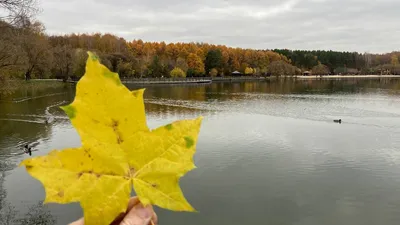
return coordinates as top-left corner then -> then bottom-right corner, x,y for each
121,203 -> 153,225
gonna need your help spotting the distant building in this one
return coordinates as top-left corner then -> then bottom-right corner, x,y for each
231,71 -> 242,76
303,71 -> 311,76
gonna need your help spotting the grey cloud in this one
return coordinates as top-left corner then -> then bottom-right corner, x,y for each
38,0 -> 400,53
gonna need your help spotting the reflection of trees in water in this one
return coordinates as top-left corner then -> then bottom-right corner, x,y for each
0,95 -> 58,225
208,78 -> 400,96
291,78 -> 400,94
0,83 -> 73,225
139,79 -> 400,119
0,170 -> 17,225
15,201 -> 56,225
141,84 -> 207,102
0,82 -> 74,102
130,79 -> 400,106
0,161 -> 55,225
145,102 -> 215,119
0,178 -> 56,225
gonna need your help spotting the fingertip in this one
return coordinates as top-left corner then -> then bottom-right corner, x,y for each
152,211 -> 158,225
68,217 -> 84,225
122,203 -> 153,225
127,196 -> 140,211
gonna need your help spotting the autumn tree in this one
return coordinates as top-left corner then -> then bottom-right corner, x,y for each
209,68 -> 218,77
229,56 -> 240,71
390,55 -> 400,74
257,53 -> 270,75
391,55 -> 399,66
245,67 -> 255,75
109,54 -> 128,72
117,61 -> 135,78
187,53 -> 205,76
220,48 -> 230,75
268,60 -> 296,76
175,57 -> 188,72
170,67 -> 185,78
148,55 -> 165,77
165,43 -> 179,61
312,63 -> 330,75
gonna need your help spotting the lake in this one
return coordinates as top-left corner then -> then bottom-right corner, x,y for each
1,78 -> 400,225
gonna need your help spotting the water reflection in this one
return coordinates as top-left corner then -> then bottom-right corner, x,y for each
0,161 -> 55,224
15,202 -> 56,225
1,78 -> 400,225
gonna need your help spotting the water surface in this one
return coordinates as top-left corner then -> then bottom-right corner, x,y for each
1,78 -> 400,225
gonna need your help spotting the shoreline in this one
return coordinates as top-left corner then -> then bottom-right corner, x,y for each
30,74 -> 400,85
294,75 -> 400,79
122,79 -> 212,85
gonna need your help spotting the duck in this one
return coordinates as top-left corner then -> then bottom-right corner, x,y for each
23,144 -> 32,156
333,119 -> 342,124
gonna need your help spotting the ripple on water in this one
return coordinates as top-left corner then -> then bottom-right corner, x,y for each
2,80 -> 400,225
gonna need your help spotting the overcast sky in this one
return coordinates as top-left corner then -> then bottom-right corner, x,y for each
38,0 -> 399,53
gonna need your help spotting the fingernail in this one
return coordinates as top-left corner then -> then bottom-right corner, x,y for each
134,204 -> 152,219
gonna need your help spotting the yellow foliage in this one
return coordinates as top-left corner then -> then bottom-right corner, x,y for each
170,67 -> 186,77
20,52 -> 203,225
391,55 -> 399,66
209,68 -> 218,77
187,53 -> 205,75
244,67 -> 254,75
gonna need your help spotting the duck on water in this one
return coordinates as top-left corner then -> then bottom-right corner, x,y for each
11,143 -> 39,156
333,119 -> 342,124
24,145 -> 32,156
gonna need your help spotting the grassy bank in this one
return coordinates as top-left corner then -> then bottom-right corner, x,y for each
0,80 -> 71,98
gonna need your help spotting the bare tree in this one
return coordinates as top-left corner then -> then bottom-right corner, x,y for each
268,60 -> 296,76
0,0 -> 38,25
0,20 -> 22,66
312,63 -> 330,75
15,20 -> 51,80
52,45 -> 74,81
0,20 -> 25,93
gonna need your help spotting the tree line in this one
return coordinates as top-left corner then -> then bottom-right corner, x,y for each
1,18 -> 400,84
273,49 -> 400,75
0,18 -> 299,81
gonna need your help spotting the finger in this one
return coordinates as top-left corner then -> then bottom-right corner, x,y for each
151,210 -> 158,225
126,196 -> 140,211
139,202 -> 157,225
69,197 -> 156,225
126,198 -> 157,225
110,212 -> 126,225
68,217 -> 84,225
111,197 -> 141,225
121,203 -> 153,225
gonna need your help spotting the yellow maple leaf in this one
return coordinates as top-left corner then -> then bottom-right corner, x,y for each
20,52 -> 203,225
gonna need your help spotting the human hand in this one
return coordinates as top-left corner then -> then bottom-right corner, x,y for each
69,197 -> 158,225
